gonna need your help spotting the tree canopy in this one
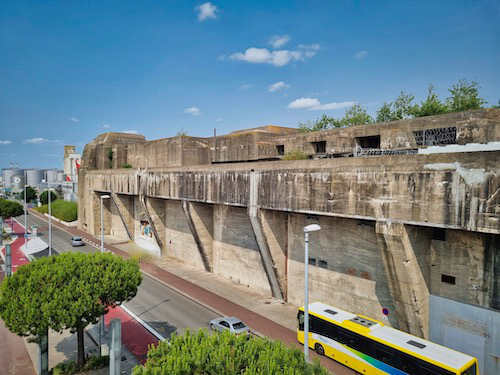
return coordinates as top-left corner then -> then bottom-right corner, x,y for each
0,199 -> 24,219
133,329 -> 328,375
39,190 -> 58,205
17,186 -> 37,203
301,79 -> 489,133
0,252 -> 142,367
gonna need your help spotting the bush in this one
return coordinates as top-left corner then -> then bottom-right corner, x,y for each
282,150 -> 309,160
40,190 -> 58,205
133,329 -> 328,375
35,200 -> 77,222
0,199 -> 24,219
52,355 -> 109,375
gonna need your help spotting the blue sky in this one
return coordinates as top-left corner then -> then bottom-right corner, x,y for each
1,0 -> 499,168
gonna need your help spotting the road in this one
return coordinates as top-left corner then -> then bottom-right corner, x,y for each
16,214 -> 219,339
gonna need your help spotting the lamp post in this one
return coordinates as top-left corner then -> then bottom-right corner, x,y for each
48,187 -> 52,256
303,223 -> 321,362
99,194 -> 111,354
24,182 -> 28,249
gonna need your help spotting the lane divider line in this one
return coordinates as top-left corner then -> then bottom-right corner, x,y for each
120,304 -> 166,341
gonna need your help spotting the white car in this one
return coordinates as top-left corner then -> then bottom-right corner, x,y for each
71,236 -> 84,247
209,317 -> 250,335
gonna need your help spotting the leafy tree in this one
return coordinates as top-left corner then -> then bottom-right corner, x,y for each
40,190 -> 58,205
133,329 -> 329,375
446,79 -> 486,112
339,103 -> 373,126
0,252 -> 142,367
0,199 -> 24,220
413,85 -> 449,117
392,91 -> 417,120
376,102 -> 394,123
298,114 -> 339,132
18,186 -> 37,203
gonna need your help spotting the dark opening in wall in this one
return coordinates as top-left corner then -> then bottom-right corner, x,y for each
432,228 -> 446,241
308,257 -> 317,266
413,127 -> 457,146
318,260 -> 328,269
441,274 -> 456,285
356,135 -> 380,149
276,145 -> 285,156
311,141 -> 326,154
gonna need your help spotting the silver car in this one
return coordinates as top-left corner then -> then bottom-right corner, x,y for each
71,236 -> 84,247
209,317 -> 250,335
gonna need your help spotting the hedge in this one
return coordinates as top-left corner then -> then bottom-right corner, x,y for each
35,200 -> 77,222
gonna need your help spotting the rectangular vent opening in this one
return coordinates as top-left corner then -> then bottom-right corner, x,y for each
324,309 -> 337,315
311,141 -> 326,154
308,257 -> 316,266
276,145 -> 285,156
407,340 -> 426,349
441,274 -> 456,285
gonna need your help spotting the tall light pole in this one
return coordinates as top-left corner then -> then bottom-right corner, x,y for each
48,187 -> 52,256
303,223 -> 321,362
99,194 -> 110,354
24,182 -> 28,248
100,195 -> 110,253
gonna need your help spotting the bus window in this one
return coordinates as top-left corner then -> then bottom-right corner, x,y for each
297,311 -> 304,331
461,363 -> 476,375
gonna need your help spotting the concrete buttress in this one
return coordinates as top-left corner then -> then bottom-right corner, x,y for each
248,171 -> 284,300
376,221 -> 430,338
182,200 -> 212,272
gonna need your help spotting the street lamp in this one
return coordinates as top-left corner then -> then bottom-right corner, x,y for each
99,194 -> 110,355
303,223 -> 321,362
24,182 -> 29,249
100,195 -> 110,253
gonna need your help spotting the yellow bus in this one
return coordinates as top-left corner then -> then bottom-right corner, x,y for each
298,302 -> 478,375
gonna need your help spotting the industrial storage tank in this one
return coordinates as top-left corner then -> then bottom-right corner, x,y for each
11,169 -> 25,192
45,169 -> 58,183
2,168 -> 16,189
57,171 -> 64,182
26,169 -> 43,187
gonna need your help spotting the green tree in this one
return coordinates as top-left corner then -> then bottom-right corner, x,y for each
18,186 -> 37,203
40,190 -> 58,205
339,104 -> 373,126
392,91 -> 417,120
446,79 -> 486,112
376,102 -> 395,123
0,252 -> 142,367
133,329 -> 329,375
413,85 -> 449,117
0,199 -> 24,220
298,114 -> 340,132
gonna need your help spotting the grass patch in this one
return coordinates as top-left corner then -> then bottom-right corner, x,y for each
129,247 -> 153,264
36,200 -> 78,222
52,355 -> 109,375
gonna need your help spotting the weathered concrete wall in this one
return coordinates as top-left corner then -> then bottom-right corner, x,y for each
165,200 -> 205,269
286,213 -> 397,326
213,205 -> 272,296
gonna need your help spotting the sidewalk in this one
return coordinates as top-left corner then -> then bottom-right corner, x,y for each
29,208 -> 354,374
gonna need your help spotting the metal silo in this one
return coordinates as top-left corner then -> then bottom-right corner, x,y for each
45,169 -> 57,183
57,170 -> 64,182
11,169 -> 25,192
26,169 -> 43,187
2,169 -> 15,189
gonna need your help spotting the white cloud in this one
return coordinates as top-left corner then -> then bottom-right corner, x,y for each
24,137 -> 49,144
184,106 -> 201,116
354,50 -> 368,60
0,140 -> 12,145
268,81 -> 290,92
69,117 -> 79,123
102,124 -> 111,129
230,46 -> 316,67
298,44 -> 321,58
288,97 -> 356,111
196,2 -> 218,21
239,83 -> 253,90
215,118 -> 223,122
269,35 -> 290,48
122,130 -> 139,134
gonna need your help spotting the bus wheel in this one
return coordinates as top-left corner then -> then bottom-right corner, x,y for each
315,343 -> 325,356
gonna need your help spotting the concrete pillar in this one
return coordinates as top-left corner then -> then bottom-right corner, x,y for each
110,193 -> 133,240
182,200 -> 212,272
145,197 -> 166,255
248,171 -> 284,300
37,331 -> 48,375
376,221 -> 430,338
109,319 -> 121,375
140,196 -> 164,250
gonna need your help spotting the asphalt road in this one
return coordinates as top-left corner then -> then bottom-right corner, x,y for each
16,214 -> 219,339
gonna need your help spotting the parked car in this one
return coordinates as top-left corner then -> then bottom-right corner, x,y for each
71,236 -> 84,247
209,317 -> 250,335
